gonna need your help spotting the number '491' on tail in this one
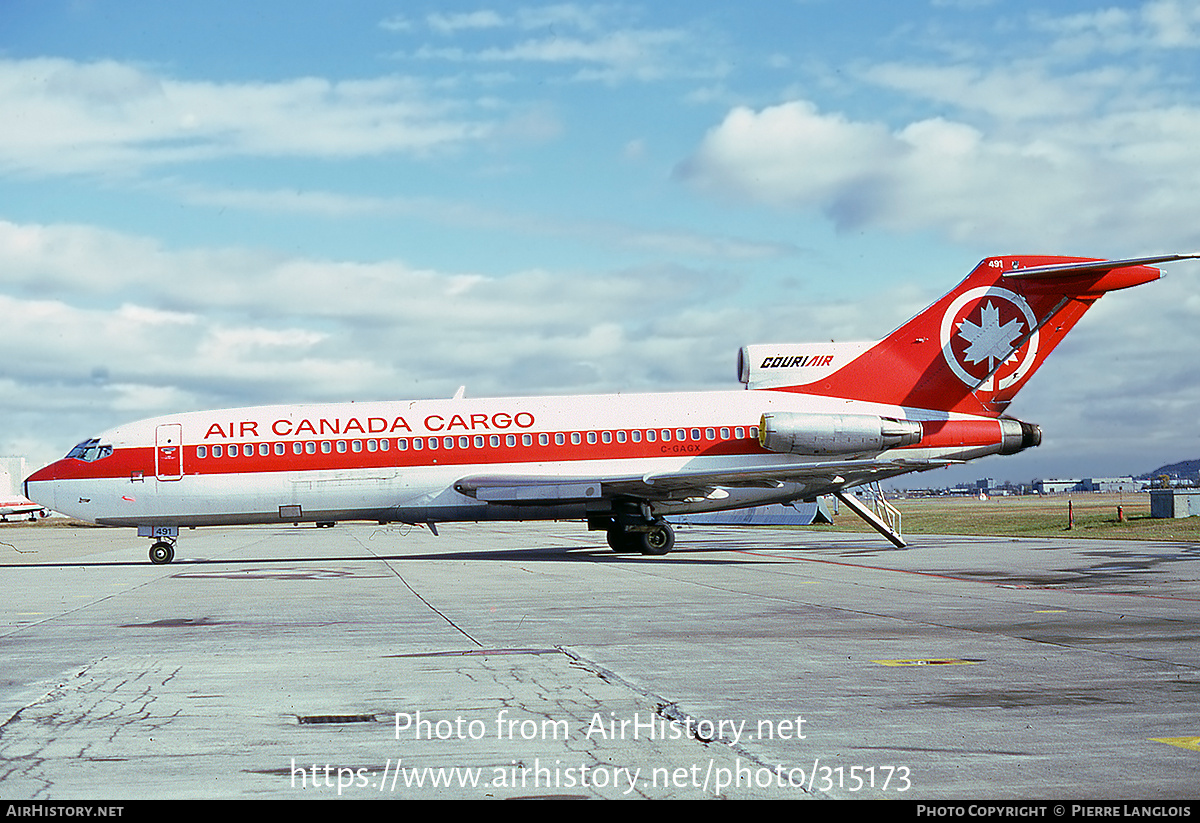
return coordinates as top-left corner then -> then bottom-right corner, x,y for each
738,254 -> 1198,417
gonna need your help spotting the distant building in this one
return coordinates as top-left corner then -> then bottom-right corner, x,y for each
1035,479 -> 1082,494
0,457 -> 28,496
1082,477 -> 1139,493
1034,477 -> 1138,494
954,478 -> 994,494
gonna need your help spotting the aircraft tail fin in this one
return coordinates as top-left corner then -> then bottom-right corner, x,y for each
741,254 -> 1197,416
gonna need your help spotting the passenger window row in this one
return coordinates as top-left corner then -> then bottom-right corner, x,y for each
193,427 -> 758,459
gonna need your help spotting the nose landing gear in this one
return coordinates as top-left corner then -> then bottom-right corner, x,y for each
149,540 -> 176,565
138,526 -> 180,564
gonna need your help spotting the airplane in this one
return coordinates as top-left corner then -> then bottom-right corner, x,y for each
0,468 -> 49,522
0,499 -> 48,522
23,253 -> 1198,564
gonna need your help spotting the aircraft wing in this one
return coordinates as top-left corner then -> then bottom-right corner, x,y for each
453,457 -> 956,504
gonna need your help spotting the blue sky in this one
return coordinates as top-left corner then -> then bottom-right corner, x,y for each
4,0 -> 1200,487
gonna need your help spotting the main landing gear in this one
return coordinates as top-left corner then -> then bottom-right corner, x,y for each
604,522 -> 675,555
590,505 -> 676,555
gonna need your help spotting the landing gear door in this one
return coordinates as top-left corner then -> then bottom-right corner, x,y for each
156,423 -> 183,481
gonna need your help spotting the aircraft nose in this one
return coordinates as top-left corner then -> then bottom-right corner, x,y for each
23,463 -> 59,510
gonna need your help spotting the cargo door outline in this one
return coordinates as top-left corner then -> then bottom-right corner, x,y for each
156,424 -> 183,481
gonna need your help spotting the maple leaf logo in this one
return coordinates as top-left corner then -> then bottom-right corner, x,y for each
956,300 -> 1026,374
940,286 -> 1039,392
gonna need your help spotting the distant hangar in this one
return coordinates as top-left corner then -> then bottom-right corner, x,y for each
1035,477 -> 1139,494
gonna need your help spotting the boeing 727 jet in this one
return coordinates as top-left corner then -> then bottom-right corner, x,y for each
24,254 -> 1196,563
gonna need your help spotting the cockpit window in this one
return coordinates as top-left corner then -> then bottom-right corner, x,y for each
66,438 -> 114,462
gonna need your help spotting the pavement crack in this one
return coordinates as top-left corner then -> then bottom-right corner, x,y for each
352,533 -> 483,647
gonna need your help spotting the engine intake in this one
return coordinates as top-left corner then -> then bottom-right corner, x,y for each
759,412 -> 922,456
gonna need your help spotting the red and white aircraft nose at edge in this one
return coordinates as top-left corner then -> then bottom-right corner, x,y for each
23,254 -> 1198,564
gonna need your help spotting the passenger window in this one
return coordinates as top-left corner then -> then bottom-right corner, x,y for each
197,445 -> 207,458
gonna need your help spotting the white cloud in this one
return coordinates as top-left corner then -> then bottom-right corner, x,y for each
676,3 -> 1200,251
427,10 -> 507,34
379,15 -> 414,33
676,97 -> 1200,250
414,5 -> 626,37
1036,0 -> 1200,53
0,219 -> 770,395
414,27 -> 700,83
397,5 -> 719,85
165,182 -> 795,261
0,57 -> 495,177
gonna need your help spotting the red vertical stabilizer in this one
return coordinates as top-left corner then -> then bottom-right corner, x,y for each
769,254 -> 1189,416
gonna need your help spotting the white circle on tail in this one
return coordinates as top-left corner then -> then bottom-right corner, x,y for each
939,287 -> 1039,392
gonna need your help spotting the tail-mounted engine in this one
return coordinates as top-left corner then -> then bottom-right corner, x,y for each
759,412 -> 922,456
998,418 -> 1042,454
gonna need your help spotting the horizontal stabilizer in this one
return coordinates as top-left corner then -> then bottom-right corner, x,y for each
1004,253 -> 1200,281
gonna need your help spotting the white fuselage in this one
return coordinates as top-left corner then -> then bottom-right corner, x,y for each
25,388 -> 1011,529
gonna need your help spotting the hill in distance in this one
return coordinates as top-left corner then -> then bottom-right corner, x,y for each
1140,459 -> 1200,481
